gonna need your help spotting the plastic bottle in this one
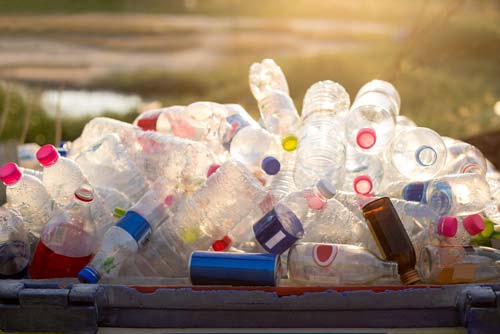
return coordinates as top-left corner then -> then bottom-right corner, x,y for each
269,151 -> 297,200
0,207 -> 30,279
287,243 -> 399,285
294,80 -> 349,189
229,126 -> 282,184
362,196 -> 421,284
440,137 -> 487,176
78,177 -> 180,283
0,162 -> 55,236
436,214 -> 485,246
37,144 -> 89,206
75,133 -> 149,202
342,146 -> 384,195
213,179 -> 335,254
302,197 -> 380,256
29,185 -> 97,278
396,115 -> 416,127
402,173 -> 491,216
385,127 -> 447,180
249,59 -> 300,148
345,80 -> 401,153
419,245 -> 500,284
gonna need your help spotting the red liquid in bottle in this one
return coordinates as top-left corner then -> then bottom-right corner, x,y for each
29,240 -> 92,279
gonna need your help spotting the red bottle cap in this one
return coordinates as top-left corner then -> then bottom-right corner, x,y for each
74,184 -> 94,202
356,128 -> 377,149
438,216 -> 458,237
207,164 -> 221,178
211,235 -> 231,252
353,175 -> 373,195
36,144 -> 60,167
463,214 -> 485,236
0,162 -> 22,185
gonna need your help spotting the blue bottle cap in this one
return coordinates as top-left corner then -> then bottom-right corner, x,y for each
78,266 -> 100,283
403,182 -> 427,203
261,156 -> 281,175
57,147 -> 68,157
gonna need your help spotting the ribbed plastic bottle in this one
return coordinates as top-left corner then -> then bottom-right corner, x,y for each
294,80 -> 350,189
249,59 -> 300,149
269,150 -> 297,200
419,245 -> 500,284
362,196 -> 421,284
402,173 -> 491,216
29,185 -> 97,278
75,133 -> 149,202
288,243 -> 399,285
439,137 -> 487,176
213,179 -> 335,254
435,214 -> 485,246
0,162 -> 55,236
345,80 -> 401,153
229,126 -> 282,184
0,207 -> 30,279
342,146 -> 384,195
78,177 -> 180,283
37,144 -> 90,206
385,126 -> 447,180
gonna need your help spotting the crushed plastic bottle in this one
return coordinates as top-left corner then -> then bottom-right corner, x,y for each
0,207 -> 30,279
0,162 -> 55,236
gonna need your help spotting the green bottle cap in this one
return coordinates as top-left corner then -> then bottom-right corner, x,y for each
113,207 -> 127,219
480,218 -> 495,238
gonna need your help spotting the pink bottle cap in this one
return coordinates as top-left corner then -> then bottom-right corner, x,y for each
0,162 -> 22,185
207,164 -> 221,178
212,235 -> 231,252
438,216 -> 458,237
463,214 -> 485,236
353,175 -> 373,195
36,144 -> 60,167
356,128 -> 377,149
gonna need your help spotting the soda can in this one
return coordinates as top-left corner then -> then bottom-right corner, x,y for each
189,251 -> 281,286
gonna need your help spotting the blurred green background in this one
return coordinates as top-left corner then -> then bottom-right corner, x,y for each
0,0 -> 499,145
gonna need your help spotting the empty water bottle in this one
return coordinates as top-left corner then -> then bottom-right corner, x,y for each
0,162 -> 55,235
0,207 -> 30,279
269,151 -> 297,200
402,173 -> 491,216
385,127 -> 447,180
37,144 -> 89,206
342,146 -> 384,195
419,245 -> 500,283
440,137 -> 487,176
436,214 -> 485,246
249,59 -> 300,148
288,243 -> 399,285
78,177 -> 180,282
294,80 -> 349,189
345,80 -> 401,153
29,185 -> 97,278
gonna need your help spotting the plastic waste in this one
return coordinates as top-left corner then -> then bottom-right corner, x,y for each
0,207 -> 30,279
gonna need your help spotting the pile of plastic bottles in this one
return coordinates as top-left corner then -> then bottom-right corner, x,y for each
1,58 -> 500,286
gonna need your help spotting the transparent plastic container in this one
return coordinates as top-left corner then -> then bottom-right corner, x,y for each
440,137 -> 487,176
0,207 -> 30,279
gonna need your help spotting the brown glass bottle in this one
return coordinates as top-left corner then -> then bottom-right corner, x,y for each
362,197 -> 421,285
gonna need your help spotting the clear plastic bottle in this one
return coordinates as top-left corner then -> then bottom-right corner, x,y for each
37,144 -> 89,206
419,245 -> 500,284
402,174 -> 491,216
249,59 -> 300,148
29,185 -> 97,278
288,243 -> 399,285
396,115 -> 416,127
440,137 -> 487,176
75,133 -> 149,203
230,126 -> 282,183
345,80 -> 401,153
436,214 -> 485,246
0,207 -> 30,279
19,167 -> 43,180
294,80 -> 350,189
342,146 -> 384,195
78,177 -> 180,283
269,151 -> 297,200
214,179 -> 335,254
0,162 -> 55,236
385,126 -> 447,180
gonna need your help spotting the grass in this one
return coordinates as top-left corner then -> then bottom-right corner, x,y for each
0,0 -> 498,144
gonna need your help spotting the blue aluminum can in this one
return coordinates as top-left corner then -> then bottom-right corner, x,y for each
189,251 -> 281,286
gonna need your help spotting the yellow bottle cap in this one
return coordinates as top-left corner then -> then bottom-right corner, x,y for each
282,134 -> 298,151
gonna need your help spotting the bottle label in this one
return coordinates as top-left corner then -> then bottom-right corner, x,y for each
253,209 -> 302,254
222,114 -> 250,150
116,211 -> 152,246
312,244 -> 339,267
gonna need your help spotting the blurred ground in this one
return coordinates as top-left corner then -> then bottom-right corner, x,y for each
0,0 -> 499,151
